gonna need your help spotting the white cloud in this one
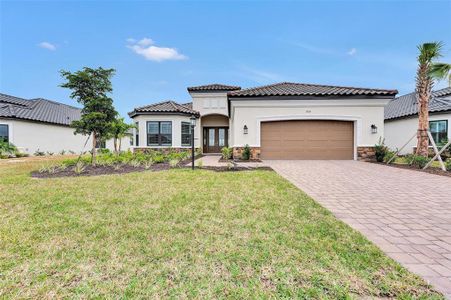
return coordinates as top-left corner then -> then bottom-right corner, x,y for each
292,42 -> 335,55
126,38 -> 136,43
126,37 -> 187,62
238,65 -> 284,84
38,42 -> 56,51
347,48 -> 357,56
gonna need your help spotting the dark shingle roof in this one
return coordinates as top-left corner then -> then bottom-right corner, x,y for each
385,87 -> 451,120
0,93 -> 81,126
128,100 -> 199,118
228,82 -> 398,98
187,84 -> 241,92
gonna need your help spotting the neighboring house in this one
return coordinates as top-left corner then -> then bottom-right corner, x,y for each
128,82 -> 397,160
384,87 -> 451,154
0,93 -> 130,154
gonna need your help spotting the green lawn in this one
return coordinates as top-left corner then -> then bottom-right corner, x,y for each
0,158 -> 442,299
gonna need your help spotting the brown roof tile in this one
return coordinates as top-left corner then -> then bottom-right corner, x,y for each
187,83 -> 241,92
228,82 -> 398,98
128,100 -> 199,117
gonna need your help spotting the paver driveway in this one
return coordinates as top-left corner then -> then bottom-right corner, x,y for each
267,160 -> 451,298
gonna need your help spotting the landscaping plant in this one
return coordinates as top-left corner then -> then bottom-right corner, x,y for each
374,138 -> 388,163
221,147 -> 232,160
445,159 -> 451,171
415,42 -> 451,157
60,67 -> 118,165
409,154 -> 429,169
242,144 -> 251,160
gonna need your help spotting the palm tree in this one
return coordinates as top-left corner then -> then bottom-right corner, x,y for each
415,42 -> 446,156
108,118 -> 135,153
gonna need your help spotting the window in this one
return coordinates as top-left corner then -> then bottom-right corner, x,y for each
181,122 -> 191,146
135,122 -> 139,146
0,124 -> 8,143
147,121 -> 172,146
218,128 -> 225,147
429,120 -> 448,144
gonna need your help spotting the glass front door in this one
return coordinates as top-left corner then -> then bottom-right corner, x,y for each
203,127 -> 228,153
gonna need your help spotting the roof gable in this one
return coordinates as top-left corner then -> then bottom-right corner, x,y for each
128,100 -> 199,117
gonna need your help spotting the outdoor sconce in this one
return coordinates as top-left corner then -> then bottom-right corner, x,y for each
243,125 -> 248,134
371,124 -> 378,134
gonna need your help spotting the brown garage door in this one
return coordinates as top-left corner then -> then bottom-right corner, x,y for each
261,120 -> 354,160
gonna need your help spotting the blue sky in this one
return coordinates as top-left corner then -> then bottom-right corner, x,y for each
1,0 -> 451,119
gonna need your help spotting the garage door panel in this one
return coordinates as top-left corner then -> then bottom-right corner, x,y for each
261,120 -> 354,160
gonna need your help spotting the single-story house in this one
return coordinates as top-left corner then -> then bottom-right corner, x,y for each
128,82 -> 398,160
384,87 -> 451,154
0,93 -> 130,154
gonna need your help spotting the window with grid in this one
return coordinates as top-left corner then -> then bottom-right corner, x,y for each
429,120 -> 448,144
181,122 -> 191,146
0,124 -> 8,143
147,121 -> 172,146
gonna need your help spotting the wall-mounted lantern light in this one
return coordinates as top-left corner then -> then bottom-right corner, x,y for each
371,124 -> 378,134
243,125 -> 248,134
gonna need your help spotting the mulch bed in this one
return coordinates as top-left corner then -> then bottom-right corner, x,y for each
31,163 -> 273,178
371,162 -> 451,178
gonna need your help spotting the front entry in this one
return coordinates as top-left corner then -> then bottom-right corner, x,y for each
203,127 -> 228,153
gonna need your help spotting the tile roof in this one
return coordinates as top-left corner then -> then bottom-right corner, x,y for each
187,83 -> 241,92
128,100 -> 199,117
384,87 -> 451,120
0,93 -> 81,126
228,82 -> 398,98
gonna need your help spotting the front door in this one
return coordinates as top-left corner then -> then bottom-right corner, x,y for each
203,127 -> 228,153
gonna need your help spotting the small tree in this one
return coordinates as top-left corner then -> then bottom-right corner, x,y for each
108,118 -> 135,153
60,67 -> 117,164
415,42 -> 443,157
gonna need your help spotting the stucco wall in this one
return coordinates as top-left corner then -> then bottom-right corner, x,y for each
190,92 -> 229,117
132,114 -> 200,149
229,98 -> 390,151
384,113 -> 451,154
0,118 -> 130,154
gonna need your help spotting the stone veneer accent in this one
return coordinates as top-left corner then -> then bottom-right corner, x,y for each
357,146 -> 376,161
133,147 -> 200,155
233,147 -> 261,160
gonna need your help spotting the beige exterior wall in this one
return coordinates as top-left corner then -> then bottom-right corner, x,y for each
384,113 -> 451,154
0,118 -> 130,155
229,98 -> 390,160
190,92 -> 229,117
132,114 -> 201,149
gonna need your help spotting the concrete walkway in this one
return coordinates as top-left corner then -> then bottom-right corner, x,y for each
266,160 -> 451,298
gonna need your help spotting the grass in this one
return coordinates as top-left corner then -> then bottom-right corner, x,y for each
0,158 -> 443,299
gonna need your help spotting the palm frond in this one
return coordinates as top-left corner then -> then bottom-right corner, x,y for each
417,41 -> 444,63
430,62 -> 451,86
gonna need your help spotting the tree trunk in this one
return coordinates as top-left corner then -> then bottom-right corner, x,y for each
118,138 -> 122,152
415,60 -> 432,157
114,137 -> 118,154
92,133 -> 97,165
416,98 -> 430,157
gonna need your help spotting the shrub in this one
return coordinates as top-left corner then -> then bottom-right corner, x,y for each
409,155 -> 429,169
374,138 -> 388,163
383,150 -> 396,164
129,160 -> 141,168
221,147 -> 233,160
46,151 -> 54,156
153,154 -> 165,163
59,150 -> 66,155
0,141 -> 17,158
143,160 -> 154,169
445,159 -> 451,172
34,149 -> 45,156
14,152 -> 29,158
169,159 -> 180,168
73,161 -> 86,174
242,144 -> 251,160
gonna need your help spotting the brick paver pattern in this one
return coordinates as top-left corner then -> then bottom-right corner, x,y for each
266,160 -> 451,298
